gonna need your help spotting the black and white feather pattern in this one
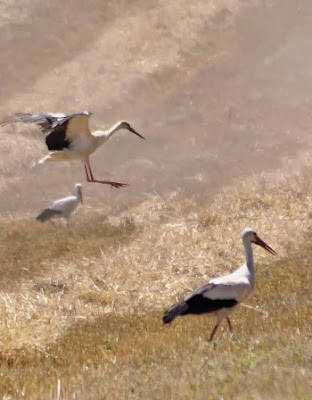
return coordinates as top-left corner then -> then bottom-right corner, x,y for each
163,282 -> 238,323
2,111 -> 91,151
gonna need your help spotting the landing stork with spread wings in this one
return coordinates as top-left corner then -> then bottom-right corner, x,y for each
1,111 -> 144,188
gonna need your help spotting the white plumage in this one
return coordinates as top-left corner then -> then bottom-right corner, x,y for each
163,228 -> 277,341
1,111 -> 145,188
36,183 -> 83,225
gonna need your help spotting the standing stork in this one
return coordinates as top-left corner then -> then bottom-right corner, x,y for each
36,183 -> 83,225
163,228 -> 277,341
1,111 -> 144,188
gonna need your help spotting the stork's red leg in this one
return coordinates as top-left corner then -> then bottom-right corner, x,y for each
227,317 -> 233,334
86,164 -> 94,180
84,163 -> 129,188
208,323 -> 219,342
89,179 -> 129,188
84,165 -> 92,181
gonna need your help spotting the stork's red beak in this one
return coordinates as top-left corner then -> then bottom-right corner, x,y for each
255,236 -> 278,256
129,126 -> 145,140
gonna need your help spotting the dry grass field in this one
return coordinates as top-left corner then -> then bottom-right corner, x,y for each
0,157 -> 312,399
1,0 -> 312,399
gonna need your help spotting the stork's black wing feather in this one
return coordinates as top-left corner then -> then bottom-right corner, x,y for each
36,208 -> 63,222
1,113 -> 65,133
184,294 -> 237,315
1,111 -> 91,151
45,124 -> 72,151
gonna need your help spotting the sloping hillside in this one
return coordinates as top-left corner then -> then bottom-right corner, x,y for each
0,1 -> 312,399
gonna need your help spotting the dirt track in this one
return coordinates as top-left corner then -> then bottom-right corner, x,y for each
1,0 -> 312,215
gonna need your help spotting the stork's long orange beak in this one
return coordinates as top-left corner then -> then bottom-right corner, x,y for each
255,236 -> 278,256
129,126 -> 145,140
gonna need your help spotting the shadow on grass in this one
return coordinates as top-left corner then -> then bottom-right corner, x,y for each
0,213 -> 136,285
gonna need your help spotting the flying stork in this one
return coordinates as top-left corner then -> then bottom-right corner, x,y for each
1,111 -> 144,188
36,183 -> 83,225
163,228 -> 277,341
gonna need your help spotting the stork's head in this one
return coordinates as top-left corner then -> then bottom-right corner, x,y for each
242,228 -> 277,256
75,183 -> 83,204
117,121 -> 145,139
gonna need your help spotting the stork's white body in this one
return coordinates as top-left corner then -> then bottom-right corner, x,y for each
49,195 -> 80,217
163,228 -> 277,341
41,130 -> 107,163
209,261 -> 255,304
1,112 -> 144,188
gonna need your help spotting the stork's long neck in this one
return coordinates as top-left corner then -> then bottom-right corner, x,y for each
243,238 -> 255,284
75,186 -> 82,203
94,122 -> 123,147
105,121 -> 124,138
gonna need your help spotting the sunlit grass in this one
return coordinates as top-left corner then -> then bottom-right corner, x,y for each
0,212 -> 136,284
0,160 -> 312,398
0,247 -> 311,399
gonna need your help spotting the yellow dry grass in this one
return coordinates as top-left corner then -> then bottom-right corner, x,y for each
0,155 -> 311,399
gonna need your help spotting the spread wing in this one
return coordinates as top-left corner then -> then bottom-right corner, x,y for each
1,112 -> 67,133
1,111 -> 92,151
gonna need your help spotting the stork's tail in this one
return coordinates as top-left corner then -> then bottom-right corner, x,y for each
36,208 -> 62,222
38,151 -> 72,165
38,154 -> 52,165
163,299 -> 189,324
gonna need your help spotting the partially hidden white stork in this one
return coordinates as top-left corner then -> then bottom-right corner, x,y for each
36,183 -> 83,225
1,111 -> 145,188
163,228 -> 277,341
